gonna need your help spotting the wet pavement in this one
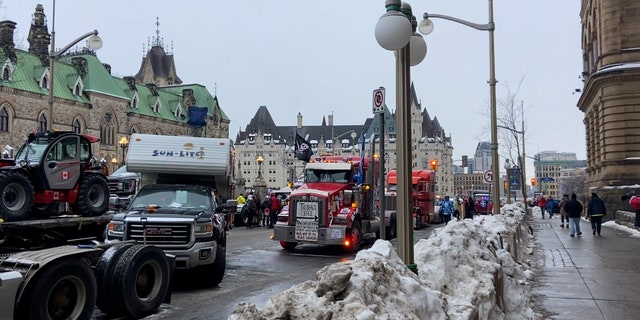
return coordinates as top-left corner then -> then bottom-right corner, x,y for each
531,214 -> 640,320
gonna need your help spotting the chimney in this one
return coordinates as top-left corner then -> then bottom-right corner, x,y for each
27,4 -> 51,65
0,21 -> 17,63
297,112 -> 303,129
328,113 -> 333,126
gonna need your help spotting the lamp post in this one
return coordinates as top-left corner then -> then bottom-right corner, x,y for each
376,0 -> 427,271
47,1 -> 103,131
419,0 -> 499,215
119,136 -> 129,166
111,158 -> 118,173
504,158 -> 511,204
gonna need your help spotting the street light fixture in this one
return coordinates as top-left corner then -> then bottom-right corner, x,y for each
119,136 -> 129,166
376,0 -> 426,272
419,0 -> 500,215
111,158 -> 118,172
256,155 -> 264,178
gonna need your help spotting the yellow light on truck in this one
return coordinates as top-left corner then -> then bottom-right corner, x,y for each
351,202 -> 357,209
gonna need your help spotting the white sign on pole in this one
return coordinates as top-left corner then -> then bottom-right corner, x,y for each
372,87 -> 385,114
483,169 -> 493,184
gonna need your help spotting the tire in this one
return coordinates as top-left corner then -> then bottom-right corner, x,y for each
198,244 -> 226,288
385,214 -> 397,240
110,244 -> 171,319
72,174 -> 109,216
345,220 -> 362,253
280,241 -> 298,251
0,171 -> 34,221
95,243 -> 135,316
16,258 -> 97,320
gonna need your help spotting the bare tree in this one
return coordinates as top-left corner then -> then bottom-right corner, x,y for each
559,172 -> 586,199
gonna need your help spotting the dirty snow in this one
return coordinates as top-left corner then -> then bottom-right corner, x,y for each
229,203 -> 538,320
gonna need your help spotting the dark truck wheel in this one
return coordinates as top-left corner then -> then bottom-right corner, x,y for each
198,244 -> 226,288
95,243 -> 135,316
110,244 -> 171,318
73,174 -> 109,216
345,220 -> 363,253
16,258 -> 97,320
0,171 -> 34,221
280,241 -> 298,251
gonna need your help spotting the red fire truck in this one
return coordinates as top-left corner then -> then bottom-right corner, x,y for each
386,169 -> 437,229
273,155 -> 395,252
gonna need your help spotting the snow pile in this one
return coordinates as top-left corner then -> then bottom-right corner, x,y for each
229,204 -> 536,320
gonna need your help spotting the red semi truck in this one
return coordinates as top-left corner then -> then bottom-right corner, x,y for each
386,169 -> 437,229
273,155 -> 396,252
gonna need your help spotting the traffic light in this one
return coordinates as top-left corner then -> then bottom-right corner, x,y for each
530,177 -> 537,186
429,159 -> 438,170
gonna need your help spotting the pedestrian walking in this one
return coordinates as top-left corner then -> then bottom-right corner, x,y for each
545,196 -> 556,219
439,195 -> 454,224
464,197 -> 474,219
587,192 -> 606,236
565,193 -> 584,237
558,194 -> 569,228
245,195 -> 258,229
269,193 -> 281,228
538,196 -> 548,219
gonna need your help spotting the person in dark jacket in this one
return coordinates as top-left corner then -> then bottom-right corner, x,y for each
587,192 -> 606,236
565,193 -> 584,237
245,195 -> 258,229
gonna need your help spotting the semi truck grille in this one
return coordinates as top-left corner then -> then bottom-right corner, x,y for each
126,222 -> 192,247
289,196 -> 326,226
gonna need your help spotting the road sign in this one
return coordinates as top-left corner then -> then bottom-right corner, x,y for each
483,169 -> 493,183
372,87 -> 385,114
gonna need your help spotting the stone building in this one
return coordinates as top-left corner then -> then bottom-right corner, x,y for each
233,84 -> 454,197
0,6 -> 229,174
578,0 -> 640,190
532,151 -> 586,198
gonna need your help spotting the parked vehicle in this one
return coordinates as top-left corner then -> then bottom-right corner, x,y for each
0,131 -> 109,221
273,155 -> 396,252
474,193 -> 493,214
107,165 -> 141,210
106,134 -> 228,287
385,169 -> 437,229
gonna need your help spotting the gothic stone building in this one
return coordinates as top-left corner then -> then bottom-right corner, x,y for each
233,83 -> 455,197
578,0 -> 640,190
0,5 -> 229,173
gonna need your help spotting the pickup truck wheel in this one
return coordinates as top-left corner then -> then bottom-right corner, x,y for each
345,220 -> 362,253
280,241 -> 298,251
73,174 -> 109,216
199,244 -> 226,287
385,214 -> 397,240
95,243 -> 135,316
0,171 -> 33,221
16,258 -> 97,320
111,244 -> 171,319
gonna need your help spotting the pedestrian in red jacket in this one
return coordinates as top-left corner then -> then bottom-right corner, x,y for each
268,193 -> 282,228
538,196 -> 548,219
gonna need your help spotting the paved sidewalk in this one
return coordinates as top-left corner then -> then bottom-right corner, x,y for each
531,215 -> 640,320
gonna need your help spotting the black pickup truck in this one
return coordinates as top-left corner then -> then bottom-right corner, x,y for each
107,165 -> 141,210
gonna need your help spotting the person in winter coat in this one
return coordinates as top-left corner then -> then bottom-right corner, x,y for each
559,194 -> 569,228
565,193 -> 584,237
545,196 -> 556,218
268,193 -> 281,228
439,195 -> 454,224
538,196 -> 548,219
587,192 -> 606,236
464,197 -> 475,219
245,195 -> 258,229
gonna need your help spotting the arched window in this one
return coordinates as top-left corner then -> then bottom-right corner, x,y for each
74,83 -> 81,96
132,96 -> 138,109
2,66 -> 9,81
39,113 -> 47,132
0,108 -> 8,132
41,75 -> 48,90
73,118 -> 82,133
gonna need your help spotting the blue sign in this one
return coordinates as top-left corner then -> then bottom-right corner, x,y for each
540,177 -> 555,182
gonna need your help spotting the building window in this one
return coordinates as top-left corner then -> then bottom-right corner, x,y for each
39,113 -> 47,132
0,108 -> 8,132
132,96 -> 138,109
2,66 -> 9,81
72,118 -> 82,133
153,101 -> 160,113
41,75 -> 48,90
74,83 -> 81,96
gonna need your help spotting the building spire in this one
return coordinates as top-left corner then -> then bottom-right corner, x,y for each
152,17 -> 163,48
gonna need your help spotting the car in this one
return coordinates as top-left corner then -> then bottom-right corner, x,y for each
107,165 -> 141,210
474,193 -> 493,215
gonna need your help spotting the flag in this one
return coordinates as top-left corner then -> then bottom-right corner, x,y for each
295,132 -> 313,162
357,132 -> 365,184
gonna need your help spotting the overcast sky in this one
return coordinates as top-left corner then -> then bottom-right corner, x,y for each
2,1 -> 585,176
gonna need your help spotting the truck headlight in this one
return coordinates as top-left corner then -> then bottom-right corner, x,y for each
195,223 -> 213,237
107,221 -> 124,238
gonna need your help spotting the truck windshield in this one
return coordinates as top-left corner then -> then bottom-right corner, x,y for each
15,142 -> 48,163
305,169 -> 351,183
131,188 -> 211,210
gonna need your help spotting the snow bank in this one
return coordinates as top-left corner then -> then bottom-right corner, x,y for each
229,203 -> 536,320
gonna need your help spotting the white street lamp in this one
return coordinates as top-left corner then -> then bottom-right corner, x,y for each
418,0 -> 499,215
47,1 -> 103,131
375,0 -> 426,272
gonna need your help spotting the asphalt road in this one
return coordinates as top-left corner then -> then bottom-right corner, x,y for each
94,222 -> 439,320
